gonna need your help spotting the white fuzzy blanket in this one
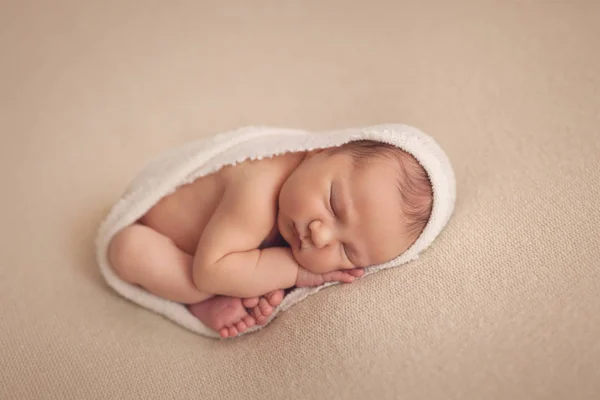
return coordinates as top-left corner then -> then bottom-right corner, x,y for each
95,124 -> 456,338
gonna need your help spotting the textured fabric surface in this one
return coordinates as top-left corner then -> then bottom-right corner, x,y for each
1,1 -> 599,399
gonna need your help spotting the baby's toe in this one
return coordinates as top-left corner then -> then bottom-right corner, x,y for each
243,315 -> 256,328
266,290 -> 284,307
259,298 -> 273,316
228,326 -> 239,337
236,321 -> 248,333
219,328 -> 229,338
251,306 -> 266,325
242,297 -> 259,308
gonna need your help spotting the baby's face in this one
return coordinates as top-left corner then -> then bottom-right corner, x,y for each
277,148 -> 413,274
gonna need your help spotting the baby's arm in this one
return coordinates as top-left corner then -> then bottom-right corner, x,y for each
195,247 -> 299,298
192,182 -> 300,298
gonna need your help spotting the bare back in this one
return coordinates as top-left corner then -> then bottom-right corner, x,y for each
139,153 -> 301,255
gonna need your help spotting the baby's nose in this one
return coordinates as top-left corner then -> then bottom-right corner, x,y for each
309,220 -> 333,249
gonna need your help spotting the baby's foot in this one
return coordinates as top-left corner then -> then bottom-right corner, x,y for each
187,296 -> 256,338
247,289 -> 285,325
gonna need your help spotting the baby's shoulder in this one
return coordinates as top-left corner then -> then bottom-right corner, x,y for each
214,157 -> 285,228
221,153 -> 296,189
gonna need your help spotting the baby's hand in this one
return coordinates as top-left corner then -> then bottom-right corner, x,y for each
295,267 -> 364,288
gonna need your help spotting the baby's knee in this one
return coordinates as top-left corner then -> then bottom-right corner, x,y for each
108,224 -> 145,282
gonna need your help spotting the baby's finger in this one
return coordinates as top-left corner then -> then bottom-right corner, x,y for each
348,268 -> 365,277
328,271 -> 348,282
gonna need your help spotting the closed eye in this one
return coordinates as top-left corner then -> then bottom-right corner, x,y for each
342,244 -> 350,259
329,184 -> 336,216
344,243 -> 360,267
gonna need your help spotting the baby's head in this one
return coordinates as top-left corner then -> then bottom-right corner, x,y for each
277,140 -> 433,273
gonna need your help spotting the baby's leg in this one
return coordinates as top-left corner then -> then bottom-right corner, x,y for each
109,223 -> 211,304
109,223 -> 257,337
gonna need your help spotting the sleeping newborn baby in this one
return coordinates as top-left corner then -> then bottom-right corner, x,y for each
108,140 -> 433,338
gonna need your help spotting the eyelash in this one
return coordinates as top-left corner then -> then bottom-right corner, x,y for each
342,246 -> 351,262
328,184 -> 336,216
329,184 -> 350,261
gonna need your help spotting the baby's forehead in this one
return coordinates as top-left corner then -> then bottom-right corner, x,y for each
353,168 -> 399,186
352,147 -> 427,178
330,143 -> 430,193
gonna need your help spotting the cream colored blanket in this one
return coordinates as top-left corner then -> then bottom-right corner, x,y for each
96,124 -> 456,338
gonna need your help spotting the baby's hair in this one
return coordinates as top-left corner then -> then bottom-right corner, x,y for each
335,140 -> 433,242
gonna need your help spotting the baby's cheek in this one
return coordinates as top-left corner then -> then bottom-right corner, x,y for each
298,249 -> 338,274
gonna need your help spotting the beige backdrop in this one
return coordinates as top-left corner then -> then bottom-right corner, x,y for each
1,1 -> 599,399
